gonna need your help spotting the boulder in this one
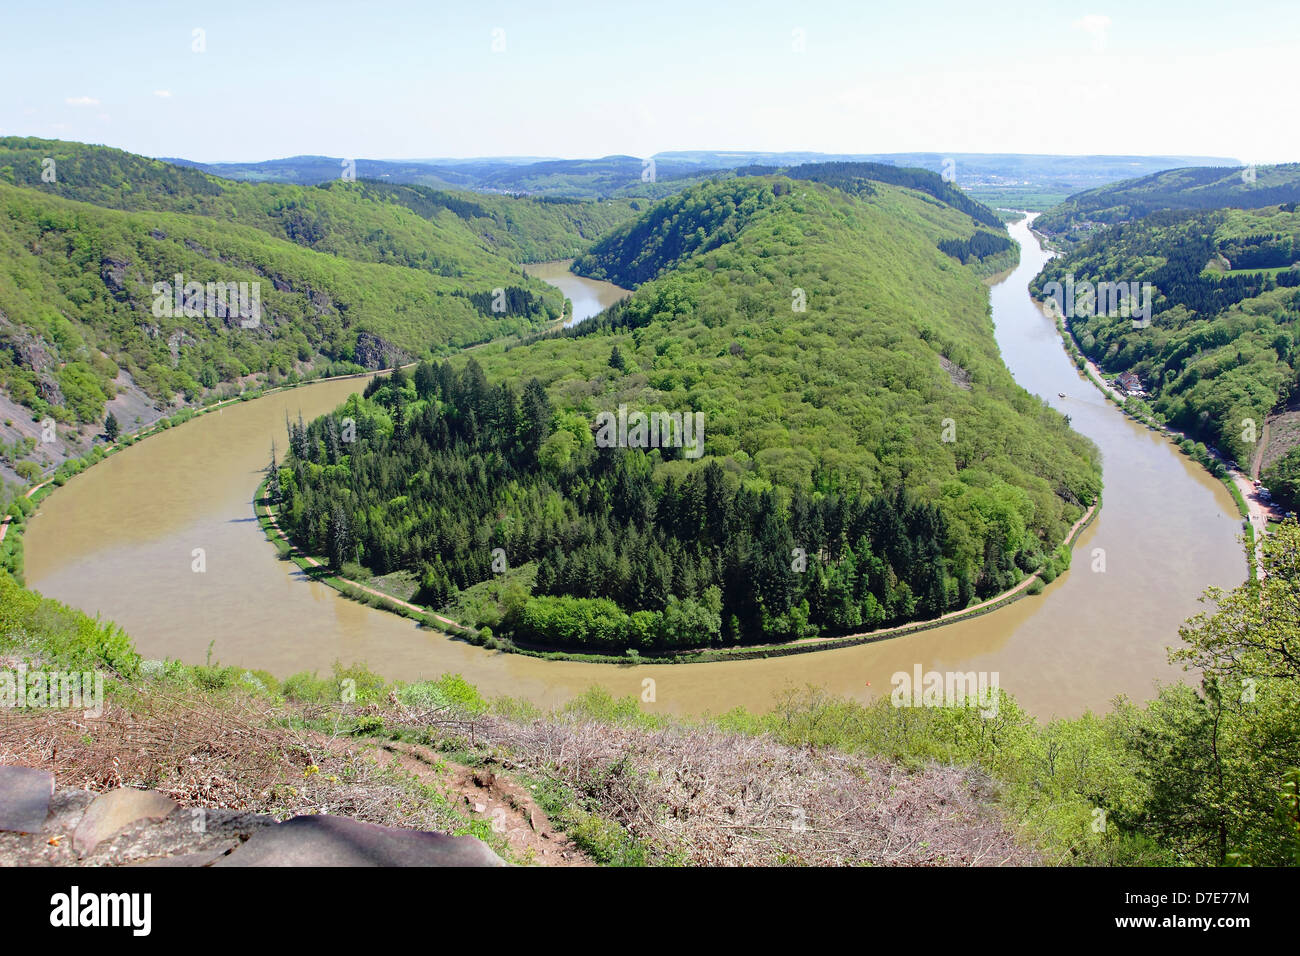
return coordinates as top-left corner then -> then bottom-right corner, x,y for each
0,766 -> 54,834
214,814 -> 507,867
73,788 -> 176,858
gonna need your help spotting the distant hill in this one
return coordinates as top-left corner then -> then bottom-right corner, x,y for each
148,148 -> 1234,205
1035,163 -> 1300,242
0,138 -> 639,266
166,153 -> 714,200
575,162 -> 1014,287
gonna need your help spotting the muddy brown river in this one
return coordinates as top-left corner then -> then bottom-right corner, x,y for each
24,240 -> 1245,718
523,258 -> 629,326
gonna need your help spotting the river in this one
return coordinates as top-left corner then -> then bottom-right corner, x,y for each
23,243 -> 1245,719
523,259 -> 629,326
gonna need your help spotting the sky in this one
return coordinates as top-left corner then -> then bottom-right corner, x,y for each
2,0 -> 1297,164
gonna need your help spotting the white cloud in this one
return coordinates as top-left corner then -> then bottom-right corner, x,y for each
153,90 -> 172,98
65,96 -> 100,106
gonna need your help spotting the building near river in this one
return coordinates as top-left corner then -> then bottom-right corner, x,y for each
1115,370 -> 1145,396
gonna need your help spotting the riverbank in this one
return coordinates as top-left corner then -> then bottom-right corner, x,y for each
1032,291 -> 1259,577
0,367 -> 386,585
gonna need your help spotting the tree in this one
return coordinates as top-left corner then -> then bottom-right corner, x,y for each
608,344 -> 626,371
519,377 -> 552,464
267,441 -> 281,504
104,412 -> 120,441
328,506 -> 354,570
1132,520 -> 1300,865
1173,520 -> 1300,684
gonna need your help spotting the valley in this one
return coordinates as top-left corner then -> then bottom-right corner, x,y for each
19,209 -> 1243,720
2,0 -> 1299,897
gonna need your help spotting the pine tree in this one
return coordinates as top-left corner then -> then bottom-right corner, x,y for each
328,506 -> 353,570
519,378 -> 552,464
267,441 -> 282,504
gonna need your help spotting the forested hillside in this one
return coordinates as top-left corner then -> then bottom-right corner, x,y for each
0,139 -> 647,480
1032,205 -> 1300,472
574,166 -> 1014,288
0,138 -> 639,265
1035,163 -> 1300,243
0,182 -> 568,427
280,174 -> 1100,651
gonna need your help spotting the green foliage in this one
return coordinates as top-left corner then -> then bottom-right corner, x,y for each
398,673 -> 488,717
278,173 -> 1099,651
1036,204 -> 1300,465
281,357 -> 1064,649
0,138 -> 645,429
1263,447 -> 1300,513
0,569 -> 139,675
511,176 -> 1100,560
561,686 -> 667,730
1038,162 -> 1300,242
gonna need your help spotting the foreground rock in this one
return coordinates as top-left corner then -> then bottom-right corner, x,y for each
0,766 -> 54,834
73,787 -> 176,857
0,770 -> 507,867
213,815 -> 507,867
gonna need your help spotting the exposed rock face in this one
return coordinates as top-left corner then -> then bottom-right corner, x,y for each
940,355 -> 973,390
0,769 -> 507,867
353,331 -> 410,371
167,329 -> 198,367
0,310 -> 64,408
99,256 -> 135,299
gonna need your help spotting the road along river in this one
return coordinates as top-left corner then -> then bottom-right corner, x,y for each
24,244 -> 1244,719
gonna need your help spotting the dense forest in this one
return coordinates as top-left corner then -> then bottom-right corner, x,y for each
276,360 -> 1064,649
279,173 -> 1100,651
1036,162 -> 1300,243
574,164 -> 1012,287
1032,205 -> 1300,467
0,182 -> 562,426
0,138 -> 642,435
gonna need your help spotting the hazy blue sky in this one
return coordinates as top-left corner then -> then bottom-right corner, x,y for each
2,0 -> 1296,162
